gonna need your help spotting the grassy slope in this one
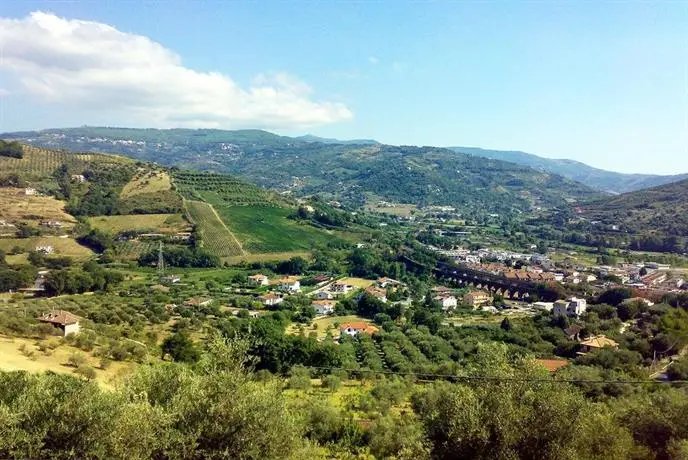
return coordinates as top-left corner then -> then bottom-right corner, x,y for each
120,170 -> 172,198
0,237 -> 94,259
214,205 -> 339,253
87,214 -> 188,234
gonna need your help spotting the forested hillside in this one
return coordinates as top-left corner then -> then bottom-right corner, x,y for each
450,146 -> 688,193
2,127 -> 600,215
532,178 -> 688,253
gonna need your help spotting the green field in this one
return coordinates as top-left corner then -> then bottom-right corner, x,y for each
87,214 -> 188,234
185,200 -> 245,257
215,205 -> 343,253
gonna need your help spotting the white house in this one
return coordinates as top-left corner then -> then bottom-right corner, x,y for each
71,174 -> 86,183
248,274 -> 270,286
340,322 -> 379,337
434,295 -> 458,311
259,293 -> 283,307
38,310 -> 81,336
278,277 -> 301,293
312,300 -> 335,315
314,290 -> 334,300
24,188 -> 37,196
553,297 -> 587,317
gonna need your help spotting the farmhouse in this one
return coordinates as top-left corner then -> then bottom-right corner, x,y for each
248,274 -> 270,286
38,310 -> 81,337
259,292 -> 283,307
340,322 -> 379,337
312,300 -> 336,315
24,188 -> 37,196
278,277 -> 301,293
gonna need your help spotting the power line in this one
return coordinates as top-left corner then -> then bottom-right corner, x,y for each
300,365 -> 688,386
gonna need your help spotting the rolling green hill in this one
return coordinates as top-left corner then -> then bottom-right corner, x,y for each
449,146 -> 688,194
0,143 -> 348,264
2,127 -> 601,216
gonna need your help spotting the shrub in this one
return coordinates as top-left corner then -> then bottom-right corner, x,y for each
67,352 -> 88,368
74,365 -> 97,380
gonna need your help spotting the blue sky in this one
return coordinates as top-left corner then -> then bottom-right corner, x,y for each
0,1 -> 686,174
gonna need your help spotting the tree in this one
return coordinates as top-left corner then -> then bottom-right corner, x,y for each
161,332 -> 200,363
500,317 -> 513,331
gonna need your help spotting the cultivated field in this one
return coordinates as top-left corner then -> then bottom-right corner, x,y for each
87,213 -> 188,234
185,200 -> 245,257
0,188 -> 76,227
121,170 -> 172,198
215,205 -> 340,253
0,236 -> 94,259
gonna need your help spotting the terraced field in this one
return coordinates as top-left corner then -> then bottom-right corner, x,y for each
185,200 -> 245,257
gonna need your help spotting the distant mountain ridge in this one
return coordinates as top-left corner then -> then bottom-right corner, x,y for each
449,146 -> 688,194
0,127 -> 600,216
296,134 -> 378,145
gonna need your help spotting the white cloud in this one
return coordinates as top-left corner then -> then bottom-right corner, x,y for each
0,11 -> 353,129
368,56 -> 379,65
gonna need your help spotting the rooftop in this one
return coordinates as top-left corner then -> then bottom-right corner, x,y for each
38,310 -> 80,326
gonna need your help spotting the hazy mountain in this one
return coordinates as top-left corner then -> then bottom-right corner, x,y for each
295,134 -> 378,145
449,146 -> 688,194
2,127 -> 599,215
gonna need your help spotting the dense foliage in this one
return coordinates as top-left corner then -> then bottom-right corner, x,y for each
0,140 -> 23,159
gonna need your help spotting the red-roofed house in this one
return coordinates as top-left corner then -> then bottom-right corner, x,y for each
38,310 -> 81,336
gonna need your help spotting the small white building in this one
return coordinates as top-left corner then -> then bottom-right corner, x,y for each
434,295 -> 458,311
24,188 -> 37,196
248,274 -> 270,286
259,293 -> 283,307
71,174 -> 86,183
314,290 -> 334,300
553,297 -> 587,317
